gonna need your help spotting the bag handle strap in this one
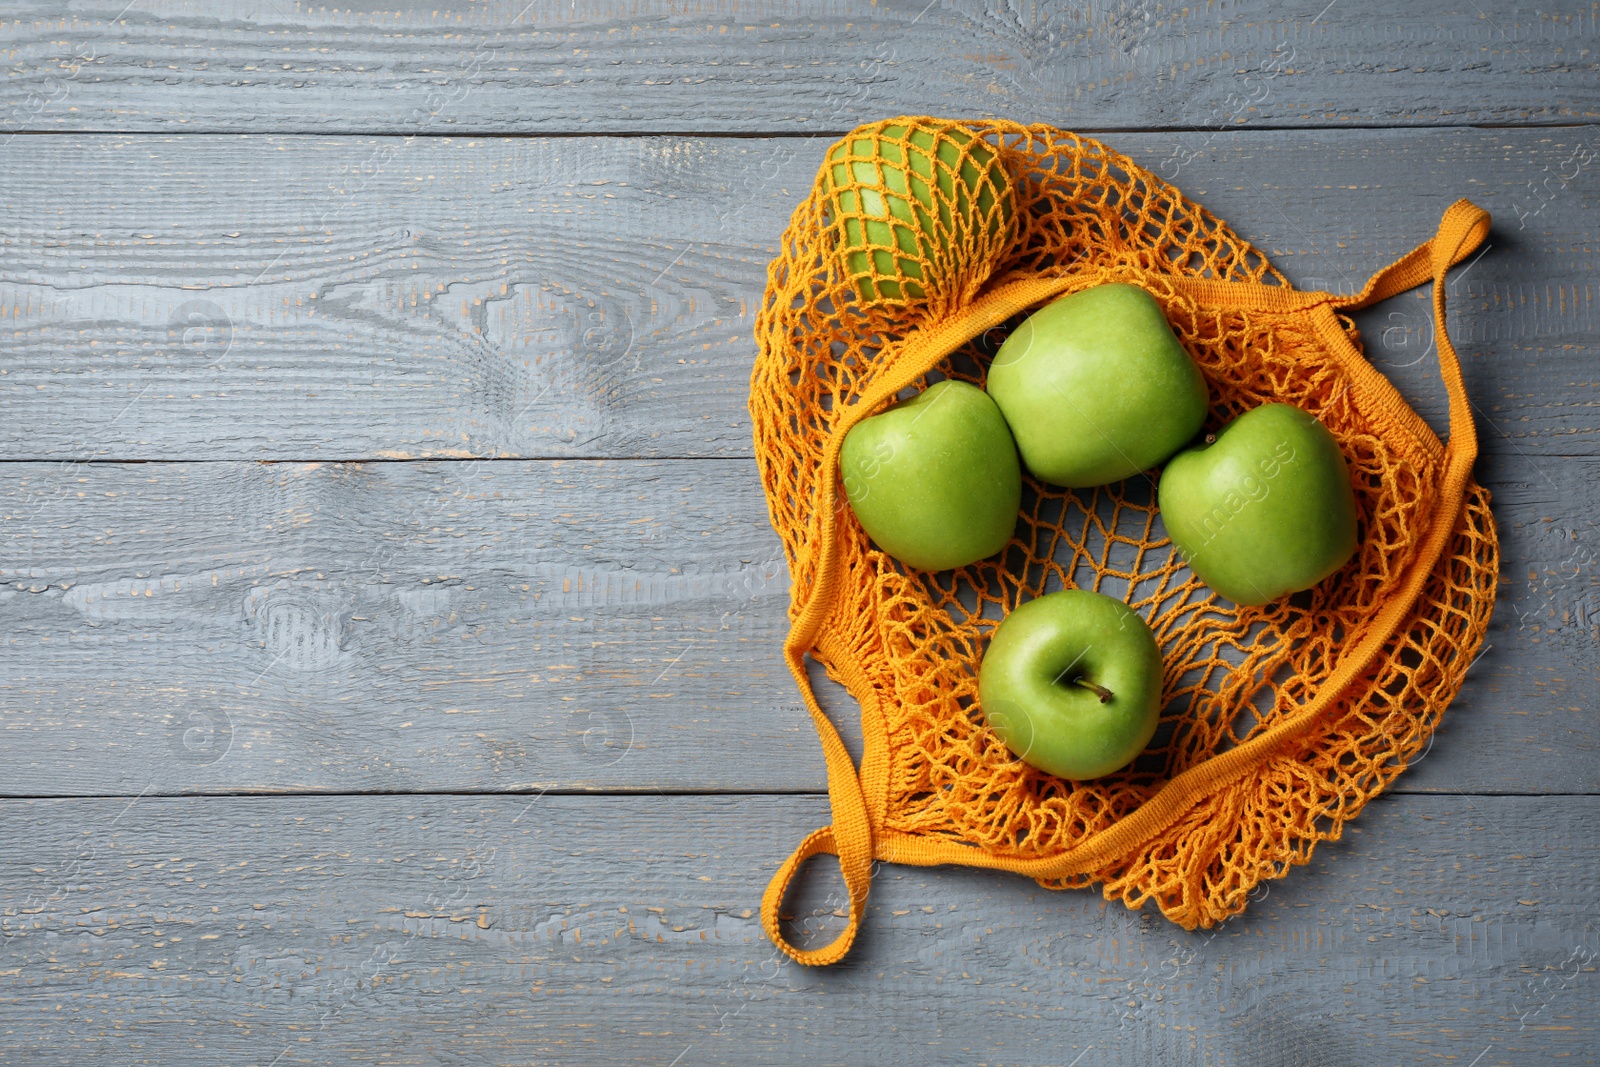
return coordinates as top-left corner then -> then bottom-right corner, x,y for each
1331,198 -> 1491,313
992,198 -> 1494,882
757,340 -> 944,966
759,286 -> 1066,966
756,649 -> 876,966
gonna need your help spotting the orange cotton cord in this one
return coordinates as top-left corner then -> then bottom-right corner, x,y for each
752,120 -> 1497,965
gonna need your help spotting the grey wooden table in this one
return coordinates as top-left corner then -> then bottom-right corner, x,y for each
1,4 -> 1596,1065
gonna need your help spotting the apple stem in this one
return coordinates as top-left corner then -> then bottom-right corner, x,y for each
1204,433 -> 1217,445
1072,678 -> 1115,704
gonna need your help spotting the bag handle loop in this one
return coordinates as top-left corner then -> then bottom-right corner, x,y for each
979,198 -> 1492,882
759,284 -> 1066,966
1331,199 -> 1491,314
1002,199 -> 1494,880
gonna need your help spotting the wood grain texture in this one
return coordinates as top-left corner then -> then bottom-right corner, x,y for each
1,4 -> 1595,1056
0,1 -> 1595,135
0,451 -> 1593,797
1,128 -> 1596,461
0,793 -> 1594,1066
0,458 -> 804,795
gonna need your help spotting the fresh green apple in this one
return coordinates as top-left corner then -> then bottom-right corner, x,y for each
978,589 -> 1164,781
1157,402 -> 1358,606
986,283 -> 1209,487
839,379 -> 1021,571
821,119 -> 1015,305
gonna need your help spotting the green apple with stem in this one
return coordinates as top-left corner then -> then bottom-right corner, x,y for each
1157,402 -> 1359,606
840,379 -> 1021,572
978,589 -> 1164,781
986,283 -> 1209,488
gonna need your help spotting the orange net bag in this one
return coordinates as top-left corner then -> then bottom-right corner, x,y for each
749,118 -> 1498,966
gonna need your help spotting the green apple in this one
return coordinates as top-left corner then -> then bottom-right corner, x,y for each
978,589 -> 1163,781
839,379 -> 1021,571
821,119 -> 1015,305
1157,402 -> 1358,606
986,283 -> 1209,487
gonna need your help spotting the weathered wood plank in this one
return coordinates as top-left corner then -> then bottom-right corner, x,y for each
1429,448 -> 1600,795
0,451 -> 1593,797
0,1 -> 1595,135
0,133 -> 785,461
0,793 -> 1594,1066
0,457 -> 804,795
1,127 -> 1595,461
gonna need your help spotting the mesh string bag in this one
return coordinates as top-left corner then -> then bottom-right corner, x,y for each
748,118 -> 1498,966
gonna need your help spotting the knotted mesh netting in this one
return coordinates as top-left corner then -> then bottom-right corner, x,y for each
750,118 -> 1497,964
